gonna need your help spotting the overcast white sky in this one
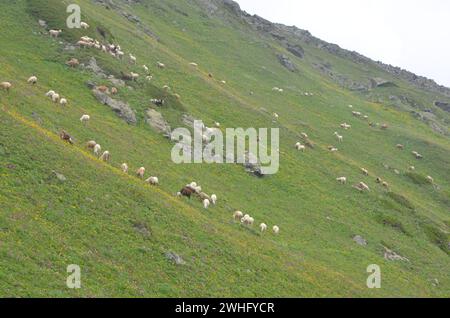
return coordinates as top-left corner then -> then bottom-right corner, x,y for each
236,0 -> 450,87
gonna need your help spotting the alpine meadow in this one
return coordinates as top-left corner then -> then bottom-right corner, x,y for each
0,0 -> 449,298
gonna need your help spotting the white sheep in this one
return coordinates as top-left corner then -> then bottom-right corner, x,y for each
233,211 -> 244,221
334,132 -> 343,142
211,194 -> 217,205
27,76 -> 38,85
203,199 -> 210,209
336,177 -> 347,184
273,225 -> 280,235
80,22 -> 90,29
121,163 -> 129,173
80,114 -> 90,125
51,93 -> 60,103
136,167 -> 146,179
60,98 -> 68,106
49,29 -> 62,38
260,223 -> 267,233
100,151 -> 110,162
146,176 -> 159,186
0,82 -> 12,92
94,144 -> 102,156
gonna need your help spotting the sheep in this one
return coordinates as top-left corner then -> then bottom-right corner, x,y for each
203,199 -> 210,209
180,186 -> 195,199
100,151 -> 110,162
130,72 -> 139,81
49,29 -> 62,38
60,98 -> 68,106
233,211 -> 244,221
295,142 -> 305,152
260,223 -> 267,233
427,176 -> 434,184
146,176 -> 159,186
361,168 -> 369,176
336,177 -> 347,184
80,114 -> 90,125
334,132 -> 343,142
80,22 -> 90,29
136,167 -> 146,179
396,144 -> 404,150
211,194 -> 217,205
129,54 -> 137,64
59,130 -> 74,144
94,144 -> 102,156
273,226 -> 280,235
27,76 -> 38,85
111,87 -> 118,95
51,93 -> 60,103
86,140 -> 97,149
45,90 -> 55,97
157,62 -> 166,69
0,81 -> 12,92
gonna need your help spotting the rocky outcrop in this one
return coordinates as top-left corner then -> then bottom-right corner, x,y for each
277,54 -> 297,72
92,89 -> 137,124
145,108 -> 171,137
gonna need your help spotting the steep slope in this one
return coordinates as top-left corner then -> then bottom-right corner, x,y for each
0,0 -> 448,297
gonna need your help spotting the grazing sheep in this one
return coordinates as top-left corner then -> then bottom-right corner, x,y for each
157,62 -> 166,69
111,87 -> 118,95
180,186 -> 195,199
60,98 -> 68,106
136,167 -> 146,179
336,177 -> 347,184
146,176 -> 159,186
273,225 -> 280,235
211,194 -> 217,205
27,76 -> 38,85
203,199 -> 210,209
0,81 -> 12,92
295,142 -> 305,152
51,93 -> 60,103
121,163 -> 128,173
49,29 -> 62,38
361,168 -> 369,176
100,151 -> 110,162
86,140 -> 97,149
80,114 -> 90,125
233,211 -> 244,221
334,132 -> 343,142
93,144 -> 102,156
45,90 -> 55,97
427,176 -> 434,184
396,144 -> 404,150
59,130 -> 74,144
80,22 -> 90,29
260,223 -> 267,233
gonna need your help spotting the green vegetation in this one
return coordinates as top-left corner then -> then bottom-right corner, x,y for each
0,0 -> 448,297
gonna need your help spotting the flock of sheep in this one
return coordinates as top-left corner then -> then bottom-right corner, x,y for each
1,24 -> 282,237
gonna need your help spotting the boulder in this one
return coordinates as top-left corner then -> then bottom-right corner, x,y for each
92,89 -> 137,124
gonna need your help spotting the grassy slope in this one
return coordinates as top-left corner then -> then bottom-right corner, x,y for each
0,0 -> 448,297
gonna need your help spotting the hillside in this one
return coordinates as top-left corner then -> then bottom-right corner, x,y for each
0,0 -> 449,297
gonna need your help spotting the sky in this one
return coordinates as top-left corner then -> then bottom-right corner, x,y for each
235,0 -> 450,87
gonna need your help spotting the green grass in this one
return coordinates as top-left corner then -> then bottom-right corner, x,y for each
0,0 -> 449,297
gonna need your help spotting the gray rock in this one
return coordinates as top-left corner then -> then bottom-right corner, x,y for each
145,108 -> 171,136
277,54 -> 297,72
353,235 -> 367,246
165,252 -> 186,265
92,89 -> 137,124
